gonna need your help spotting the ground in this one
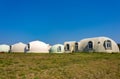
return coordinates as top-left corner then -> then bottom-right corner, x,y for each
0,53 -> 120,79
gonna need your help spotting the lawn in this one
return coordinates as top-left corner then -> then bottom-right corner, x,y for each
0,53 -> 120,79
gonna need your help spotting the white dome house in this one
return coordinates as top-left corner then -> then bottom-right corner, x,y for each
0,44 -> 10,53
78,37 -> 120,53
49,44 -> 64,53
10,42 -> 26,53
25,40 -> 50,53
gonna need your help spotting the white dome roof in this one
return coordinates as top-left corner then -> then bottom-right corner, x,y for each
80,36 -> 112,42
29,40 -> 49,47
12,42 -> 26,46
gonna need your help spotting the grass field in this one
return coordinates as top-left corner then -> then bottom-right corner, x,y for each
0,53 -> 120,79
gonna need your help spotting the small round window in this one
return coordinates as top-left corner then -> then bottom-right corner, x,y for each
98,42 -> 100,44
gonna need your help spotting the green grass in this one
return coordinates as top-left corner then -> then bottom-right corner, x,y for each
0,53 -> 120,79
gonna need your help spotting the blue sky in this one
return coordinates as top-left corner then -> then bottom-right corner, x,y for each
0,0 -> 120,45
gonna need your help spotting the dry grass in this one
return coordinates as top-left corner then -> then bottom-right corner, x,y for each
0,53 -> 120,79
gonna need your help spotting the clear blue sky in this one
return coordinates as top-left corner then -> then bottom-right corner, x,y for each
0,0 -> 120,45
